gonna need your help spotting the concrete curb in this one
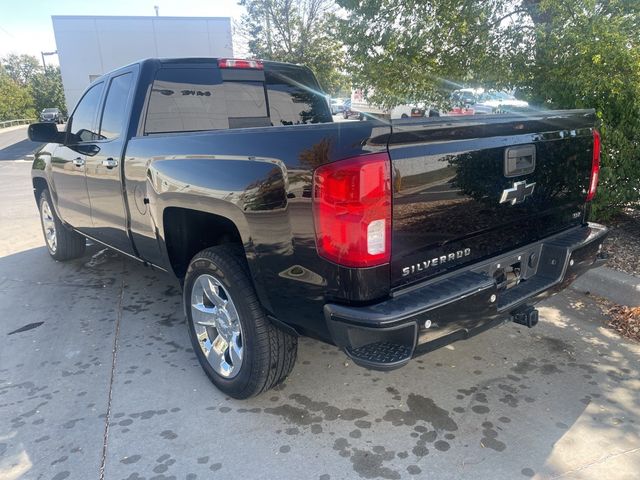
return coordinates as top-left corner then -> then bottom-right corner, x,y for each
571,266 -> 640,306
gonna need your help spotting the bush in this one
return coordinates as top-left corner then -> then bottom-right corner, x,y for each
522,3 -> 640,220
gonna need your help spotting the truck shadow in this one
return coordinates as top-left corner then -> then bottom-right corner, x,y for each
1,245 -> 639,480
0,138 -> 42,161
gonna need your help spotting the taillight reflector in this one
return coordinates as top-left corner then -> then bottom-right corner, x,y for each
218,58 -> 264,70
312,153 -> 392,268
586,129 -> 601,202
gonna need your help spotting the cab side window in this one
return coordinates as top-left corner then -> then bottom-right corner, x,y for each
68,82 -> 104,143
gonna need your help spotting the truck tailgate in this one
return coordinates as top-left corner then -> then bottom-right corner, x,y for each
389,110 -> 597,288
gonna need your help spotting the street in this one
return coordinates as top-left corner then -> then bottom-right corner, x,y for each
0,125 -> 42,161
0,126 -> 639,480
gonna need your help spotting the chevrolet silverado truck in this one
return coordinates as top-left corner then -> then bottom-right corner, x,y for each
29,58 -> 608,398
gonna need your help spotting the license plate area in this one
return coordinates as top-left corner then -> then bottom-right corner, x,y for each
472,245 -> 544,295
472,241 -> 571,311
472,244 -> 544,299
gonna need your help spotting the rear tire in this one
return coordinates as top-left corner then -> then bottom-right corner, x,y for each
38,189 -> 86,261
184,245 -> 297,399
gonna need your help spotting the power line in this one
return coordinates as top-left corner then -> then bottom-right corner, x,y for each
0,24 -> 15,38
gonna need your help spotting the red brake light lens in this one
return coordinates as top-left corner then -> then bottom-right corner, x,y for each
586,129 -> 601,202
218,58 -> 264,70
312,153 -> 392,268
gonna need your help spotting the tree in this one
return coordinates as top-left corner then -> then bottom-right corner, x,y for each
238,0 -> 349,95
30,66 -> 68,116
337,0 -> 640,217
0,54 -> 67,121
336,0 -> 522,108
1,53 -> 42,86
0,74 -> 35,121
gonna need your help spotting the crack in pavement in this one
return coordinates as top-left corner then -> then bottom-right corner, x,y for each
99,272 -> 125,480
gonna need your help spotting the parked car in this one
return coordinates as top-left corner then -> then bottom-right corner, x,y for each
473,91 -> 530,114
343,93 -> 377,120
330,98 -> 346,115
389,104 -> 426,119
451,88 -> 480,107
29,57 -> 607,398
39,108 -> 64,124
346,89 -> 430,120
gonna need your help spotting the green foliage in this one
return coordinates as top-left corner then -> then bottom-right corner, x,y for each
1,53 -> 42,86
238,0 -> 349,95
519,1 -> 640,219
0,55 -> 67,122
336,0 -> 521,108
0,74 -> 35,121
338,0 -> 640,217
30,66 -> 68,117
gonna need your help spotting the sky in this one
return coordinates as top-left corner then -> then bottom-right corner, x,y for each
0,0 -> 246,63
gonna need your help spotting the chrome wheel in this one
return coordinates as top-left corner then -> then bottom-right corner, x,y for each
41,199 -> 57,253
190,274 -> 244,378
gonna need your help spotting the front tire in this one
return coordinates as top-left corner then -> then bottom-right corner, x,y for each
184,245 -> 297,399
39,189 -> 86,261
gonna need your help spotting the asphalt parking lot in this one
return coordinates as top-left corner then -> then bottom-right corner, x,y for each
1,127 -> 639,480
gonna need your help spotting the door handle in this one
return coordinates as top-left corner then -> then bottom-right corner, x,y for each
72,157 -> 85,167
102,158 -> 118,169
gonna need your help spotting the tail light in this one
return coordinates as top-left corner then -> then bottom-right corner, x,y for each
312,153 -> 391,268
218,58 -> 264,70
586,129 -> 601,201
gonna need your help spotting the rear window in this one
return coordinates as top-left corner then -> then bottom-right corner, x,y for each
265,67 -> 331,126
144,64 -> 330,134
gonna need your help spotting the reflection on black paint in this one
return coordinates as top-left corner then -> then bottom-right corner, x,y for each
391,125 -> 594,287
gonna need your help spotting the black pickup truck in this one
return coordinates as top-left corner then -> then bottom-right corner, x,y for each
29,58 -> 608,398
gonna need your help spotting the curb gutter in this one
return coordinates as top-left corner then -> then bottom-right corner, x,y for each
571,266 -> 640,307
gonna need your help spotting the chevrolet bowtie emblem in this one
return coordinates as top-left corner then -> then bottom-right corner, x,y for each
499,181 -> 536,205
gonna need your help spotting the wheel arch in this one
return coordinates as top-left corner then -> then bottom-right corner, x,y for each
32,176 -> 49,203
160,205 -> 272,313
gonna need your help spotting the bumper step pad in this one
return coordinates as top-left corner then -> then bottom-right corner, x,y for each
346,341 -> 412,370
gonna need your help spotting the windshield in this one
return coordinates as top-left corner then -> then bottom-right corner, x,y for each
42,108 -> 58,113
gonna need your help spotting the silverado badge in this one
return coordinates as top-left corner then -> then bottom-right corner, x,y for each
499,180 -> 536,205
402,248 -> 471,277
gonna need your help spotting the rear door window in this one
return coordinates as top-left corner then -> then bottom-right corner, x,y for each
100,72 -> 134,140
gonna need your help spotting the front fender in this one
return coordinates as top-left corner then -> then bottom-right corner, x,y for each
31,144 -> 60,214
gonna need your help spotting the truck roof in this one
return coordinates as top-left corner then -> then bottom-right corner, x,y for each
89,57 -> 310,86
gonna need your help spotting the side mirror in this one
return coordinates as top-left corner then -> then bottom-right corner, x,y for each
28,122 -> 65,144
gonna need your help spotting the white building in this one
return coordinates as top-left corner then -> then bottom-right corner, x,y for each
52,15 -> 233,111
